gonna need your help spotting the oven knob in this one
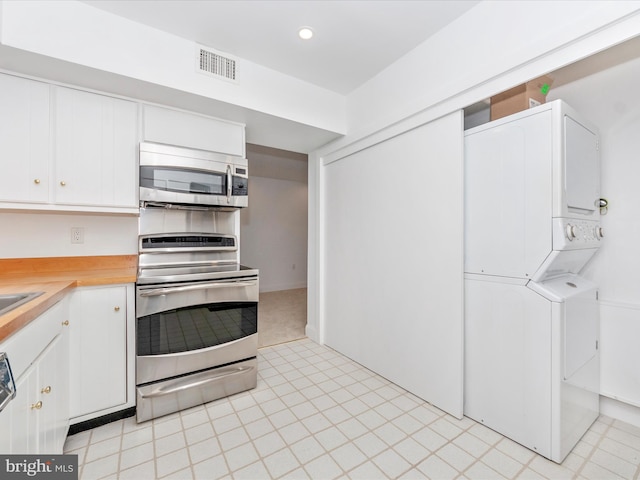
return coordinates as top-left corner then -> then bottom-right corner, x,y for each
566,224 -> 577,241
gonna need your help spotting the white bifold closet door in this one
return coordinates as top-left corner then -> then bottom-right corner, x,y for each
323,111 -> 464,418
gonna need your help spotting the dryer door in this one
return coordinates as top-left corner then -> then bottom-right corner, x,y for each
564,115 -> 599,216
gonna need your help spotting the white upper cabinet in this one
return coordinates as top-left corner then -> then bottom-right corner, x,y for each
54,87 -> 138,210
0,74 -> 51,204
0,73 -> 139,214
143,104 -> 245,157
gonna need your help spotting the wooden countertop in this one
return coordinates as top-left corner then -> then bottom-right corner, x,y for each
0,255 -> 137,343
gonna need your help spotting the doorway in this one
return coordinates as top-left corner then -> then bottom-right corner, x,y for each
240,144 -> 309,348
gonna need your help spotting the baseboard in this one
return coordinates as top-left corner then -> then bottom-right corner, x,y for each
600,395 -> 640,428
305,323 -> 319,343
68,407 -> 136,436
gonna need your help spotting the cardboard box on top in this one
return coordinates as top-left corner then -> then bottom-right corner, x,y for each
490,75 -> 554,121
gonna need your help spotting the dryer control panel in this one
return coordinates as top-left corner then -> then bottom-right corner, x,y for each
553,218 -> 603,250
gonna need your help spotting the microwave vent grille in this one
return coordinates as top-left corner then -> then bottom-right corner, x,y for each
198,47 -> 237,82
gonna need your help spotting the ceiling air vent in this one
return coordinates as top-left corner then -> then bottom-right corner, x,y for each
197,46 -> 238,83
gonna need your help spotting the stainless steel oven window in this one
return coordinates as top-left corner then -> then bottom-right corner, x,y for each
137,301 -> 257,356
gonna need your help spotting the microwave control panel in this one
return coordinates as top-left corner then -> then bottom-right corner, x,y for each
232,176 -> 248,196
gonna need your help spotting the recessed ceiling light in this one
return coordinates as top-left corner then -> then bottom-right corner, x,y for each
298,27 -> 314,40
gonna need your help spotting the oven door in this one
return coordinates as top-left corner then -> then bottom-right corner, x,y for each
136,277 -> 258,385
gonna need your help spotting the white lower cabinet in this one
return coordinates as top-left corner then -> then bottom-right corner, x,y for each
69,284 -> 135,423
1,360 -> 38,453
0,298 -> 70,454
39,329 -> 70,453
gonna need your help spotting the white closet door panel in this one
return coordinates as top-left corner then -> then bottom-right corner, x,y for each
323,111 -> 464,418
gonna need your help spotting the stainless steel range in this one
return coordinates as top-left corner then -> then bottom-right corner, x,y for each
135,204 -> 258,423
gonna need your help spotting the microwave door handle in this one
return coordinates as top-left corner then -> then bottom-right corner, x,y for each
226,165 -> 232,204
139,280 -> 257,297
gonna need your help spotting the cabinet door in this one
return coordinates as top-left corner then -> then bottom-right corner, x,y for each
0,73 -> 50,204
143,104 -> 245,156
37,336 -> 58,453
0,300 -> 69,454
37,331 -> 69,454
5,363 -> 39,453
69,285 -> 128,419
55,87 -> 138,208
0,396 -> 9,452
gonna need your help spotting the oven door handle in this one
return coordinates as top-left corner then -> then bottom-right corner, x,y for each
139,280 -> 257,297
139,364 -> 255,399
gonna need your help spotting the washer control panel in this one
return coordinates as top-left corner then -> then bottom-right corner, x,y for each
553,218 -> 603,250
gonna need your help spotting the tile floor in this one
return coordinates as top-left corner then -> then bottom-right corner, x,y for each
64,338 -> 640,479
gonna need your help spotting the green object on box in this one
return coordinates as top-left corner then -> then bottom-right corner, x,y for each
540,83 -> 550,95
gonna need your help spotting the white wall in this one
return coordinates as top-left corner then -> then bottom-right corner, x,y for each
0,212 -> 138,258
345,1 -> 640,143
548,53 -> 640,420
240,177 -> 307,292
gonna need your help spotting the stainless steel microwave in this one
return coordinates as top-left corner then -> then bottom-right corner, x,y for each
139,142 -> 248,208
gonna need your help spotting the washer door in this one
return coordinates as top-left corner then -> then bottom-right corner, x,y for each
563,284 -> 599,381
528,274 -> 599,380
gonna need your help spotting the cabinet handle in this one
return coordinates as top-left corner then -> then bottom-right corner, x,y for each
114,306 -> 120,312
60,181 -> 66,187
41,386 -> 52,394
34,179 -> 41,185
31,401 -> 43,410
62,320 -> 69,326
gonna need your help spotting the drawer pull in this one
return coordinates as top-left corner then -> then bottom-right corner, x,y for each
34,179 -> 41,185
114,306 -> 120,312
62,320 -> 70,326
60,181 -> 66,187
31,401 -> 43,410
41,386 -> 52,394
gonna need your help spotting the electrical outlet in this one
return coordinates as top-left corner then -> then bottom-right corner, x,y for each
71,227 -> 84,244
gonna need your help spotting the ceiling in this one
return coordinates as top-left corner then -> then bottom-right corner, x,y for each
81,0 -> 480,95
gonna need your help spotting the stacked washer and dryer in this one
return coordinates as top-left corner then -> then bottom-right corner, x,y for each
464,99 -> 603,463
